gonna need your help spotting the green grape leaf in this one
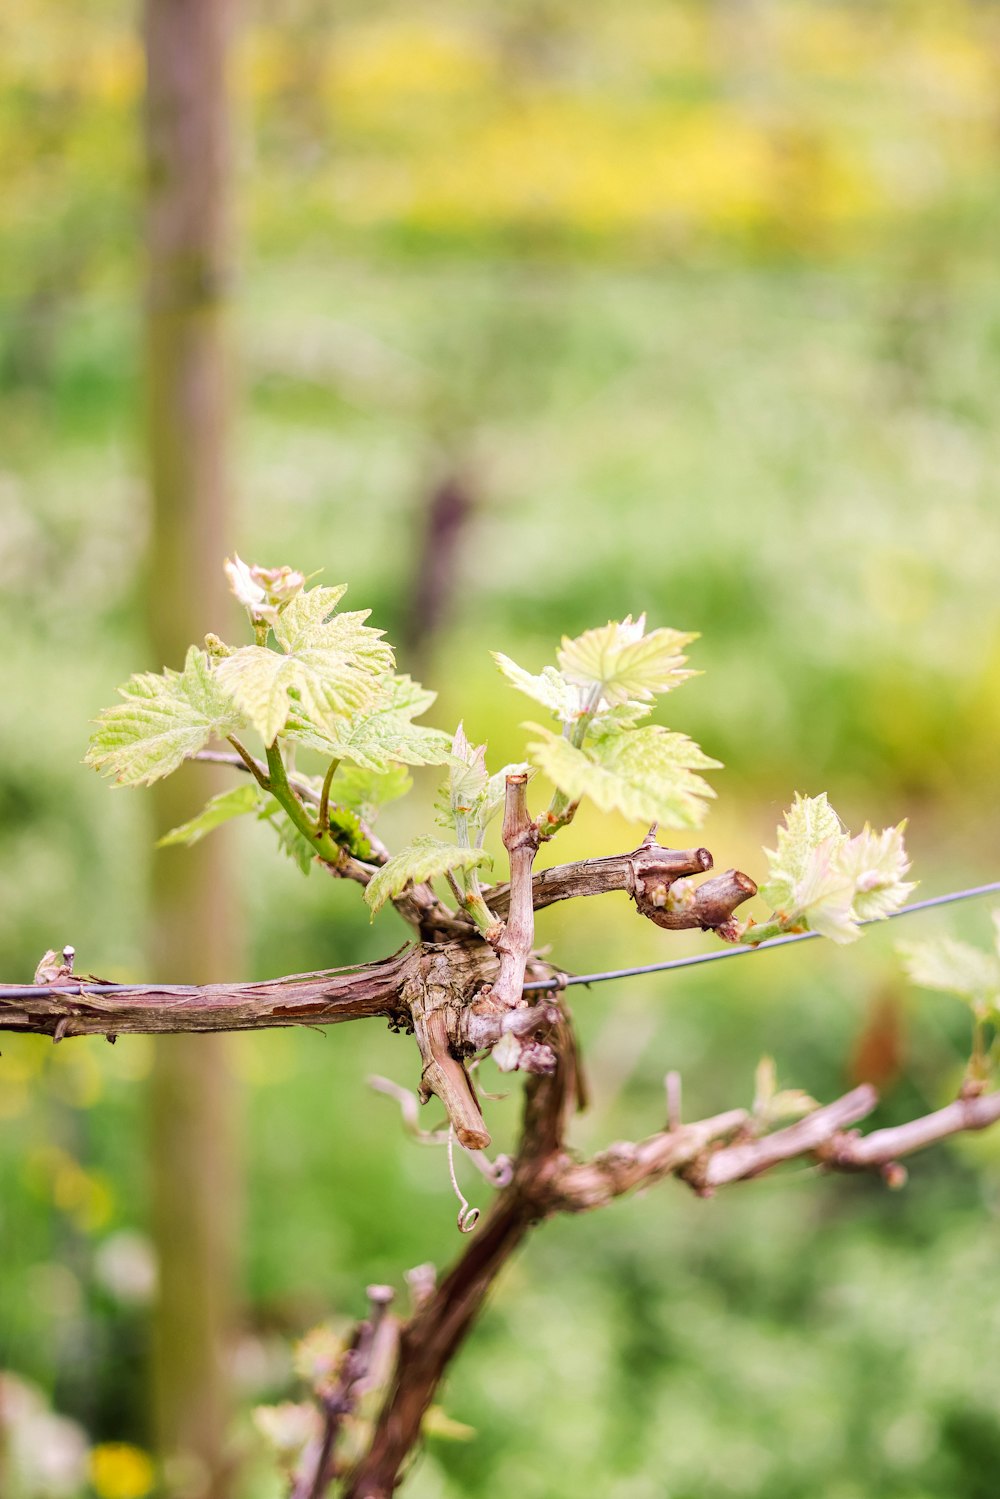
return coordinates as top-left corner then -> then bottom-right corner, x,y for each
157,783 -> 264,847
86,647 -> 244,787
435,723 -> 488,835
760,795 -> 913,945
495,617 -> 697,725
434,725 -> 531,841
760,793 -> 844,913
286,675 -> 451,771
899,935 -> 1000,1013
364,837 -> 491,917
526,723 -> 719,829
492,655 -> 582,721
556,616 -> 697,707
215,586 -> 393,745
271,583 -> 349,644
779,841 -> 859,943
838,823 -> 915,922
333,764 -> 412,825
447,723 -> 489,812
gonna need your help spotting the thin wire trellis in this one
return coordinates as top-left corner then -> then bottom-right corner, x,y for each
0,881 -> 997,1004
523,881 -> 1000,991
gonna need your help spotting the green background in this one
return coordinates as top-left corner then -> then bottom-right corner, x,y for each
2,2 -> 1000,1495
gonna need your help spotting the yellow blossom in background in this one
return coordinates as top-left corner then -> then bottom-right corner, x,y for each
333,20 -> 496,120
3,1 -> 1000,270
89,1443 -> 156,1499
24,1144 -> 115,1233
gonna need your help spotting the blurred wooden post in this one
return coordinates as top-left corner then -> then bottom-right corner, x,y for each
143,2 -> 240,1496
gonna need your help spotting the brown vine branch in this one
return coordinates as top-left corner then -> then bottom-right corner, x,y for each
492,773 -> 539,1008
488,842 -> 714,918
0,838 -> 782,1049
342,1025 -> 576,1499
820,1089 -> 1000,1177
291,1285 -> 398,1499
0,947 -> 491,1041
411,775 -> 544,1150
336,1046 -> 1000,1498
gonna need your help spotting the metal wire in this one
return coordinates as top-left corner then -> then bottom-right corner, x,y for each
1,881 -> 998,1004
0,981 -> 205,1000
521,880 -> 1000,992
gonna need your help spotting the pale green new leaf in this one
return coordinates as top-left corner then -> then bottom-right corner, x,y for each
364,837 -> 491,917
270,584 -> 349,646
215,590 -> 393,745
286,675 -> 451,772
780,839 -> 858,943
760,796 -> 913,945
446,723 -> 488,812
157,783 -> 263,847
214,648 -> 308,746
526,722 -> 719,829
492,655 -> 582,720
86,647 -> 243,787
557,615 -> 697,707
838,824 -> 915,921
435,723 -> 488,836
898,936 -> 1000,1011
275,595 -> 390,677
435,724 -> 532,842
760,793 -> 846,914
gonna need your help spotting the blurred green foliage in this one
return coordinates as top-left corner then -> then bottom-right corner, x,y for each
2,1 -> 1000,1495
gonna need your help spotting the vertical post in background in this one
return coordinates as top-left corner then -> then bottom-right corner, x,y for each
143,3 -> 240,1496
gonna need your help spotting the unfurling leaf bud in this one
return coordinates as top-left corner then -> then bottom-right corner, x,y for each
224,554 -> 306,627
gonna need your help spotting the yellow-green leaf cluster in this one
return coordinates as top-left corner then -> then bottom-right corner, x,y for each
760,794 -> 914,945
557,615 -> 697,708
215,587 -> 393,746
495,613 -> 696,726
